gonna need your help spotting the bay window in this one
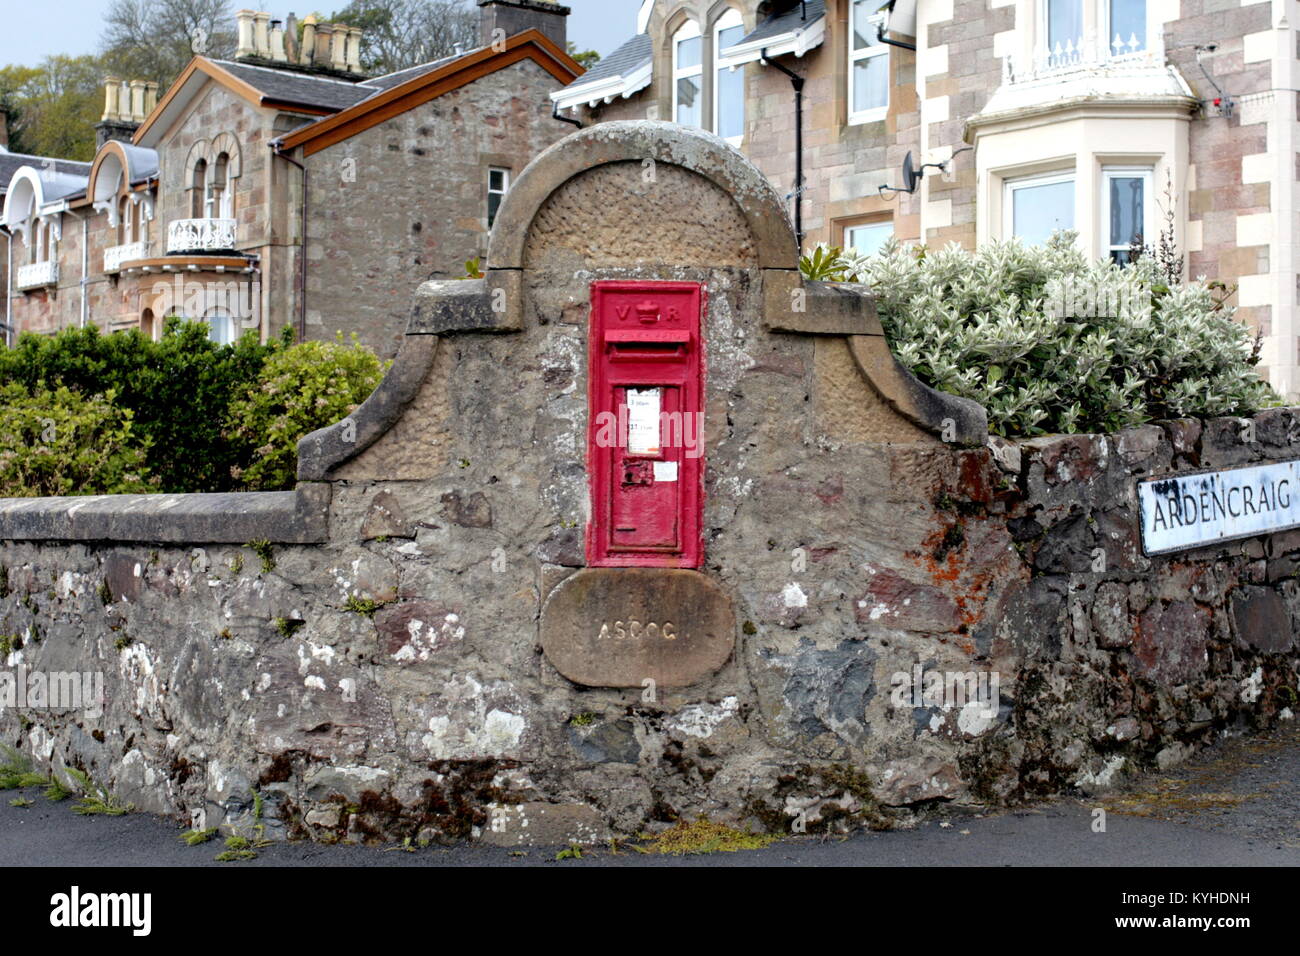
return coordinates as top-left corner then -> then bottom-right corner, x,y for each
849,0 -> 889,123
713,9 -> 745,144
1004,172 -> 1075,246
673,20 -> 703,128
1102,166 -> 1151,263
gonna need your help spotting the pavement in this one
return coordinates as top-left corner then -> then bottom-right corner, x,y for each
2,719 -> 1297,867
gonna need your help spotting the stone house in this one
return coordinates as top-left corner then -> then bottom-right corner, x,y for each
0,0 -> 582,358
555,0 -> 1300,398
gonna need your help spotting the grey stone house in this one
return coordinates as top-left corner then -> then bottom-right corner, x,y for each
1,0 -> 584,359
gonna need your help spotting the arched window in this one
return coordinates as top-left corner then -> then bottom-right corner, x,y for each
672,20 -> 703,128
191,159 -> 207,218
140,308 -> 155,341
713,8 -> 745,143
211,153 -> 231,218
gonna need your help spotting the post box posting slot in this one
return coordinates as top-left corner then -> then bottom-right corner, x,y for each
587,281 -> 705,568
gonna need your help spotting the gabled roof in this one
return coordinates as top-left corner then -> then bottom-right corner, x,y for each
552,33 -> 651,110
133,56 -> 373,147
276,29 -> 584,157
722,0 -> 826,64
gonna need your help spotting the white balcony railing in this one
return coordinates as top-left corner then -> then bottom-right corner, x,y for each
166,218 -> 237,254
15,260 -> 58,291
1003,34 -> 1159,86
104,240 -> 150,273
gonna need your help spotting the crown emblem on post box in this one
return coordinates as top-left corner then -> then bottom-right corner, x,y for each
635,300 -> 661,323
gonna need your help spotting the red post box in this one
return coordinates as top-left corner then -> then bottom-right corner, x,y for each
587,280 -> 705,568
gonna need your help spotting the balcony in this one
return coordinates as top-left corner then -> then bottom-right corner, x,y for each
972,35 -> 1194,126
104,240 -> 150,274
166,218 -> 237,254
15,260 -> 59,291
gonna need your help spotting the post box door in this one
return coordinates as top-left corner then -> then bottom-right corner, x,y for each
587,281 -> 705,568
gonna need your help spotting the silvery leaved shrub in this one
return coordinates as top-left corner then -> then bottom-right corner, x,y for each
805,232 -> 1278,436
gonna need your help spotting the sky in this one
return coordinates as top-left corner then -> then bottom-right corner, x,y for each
0,0 -> 644,68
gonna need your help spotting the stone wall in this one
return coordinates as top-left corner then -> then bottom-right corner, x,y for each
0,122 -> 1295,846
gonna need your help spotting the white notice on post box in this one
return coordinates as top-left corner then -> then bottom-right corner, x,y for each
626,388 -> 661,455
653,460 -> 678,482
1138,460 -> 1300,554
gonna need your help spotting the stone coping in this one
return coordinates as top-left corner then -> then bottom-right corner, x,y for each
0,483 -> 329,544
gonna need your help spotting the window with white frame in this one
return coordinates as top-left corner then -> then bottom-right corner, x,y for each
1102,166 -> 1151,263
487,167 -> 510,229
845,220 -> 893,256
1040,0 -> 1146,64
673,20 -> 703,128
713,8 -> 745,143
1106,0 -> 1145,54
1004,171 -> 1075,246
849,0 -> 889,123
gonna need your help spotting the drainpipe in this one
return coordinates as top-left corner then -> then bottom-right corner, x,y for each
1,225 -> 11,345
761,48 -> 804,247
875,23 -> 916,51
271,141 -> 308,343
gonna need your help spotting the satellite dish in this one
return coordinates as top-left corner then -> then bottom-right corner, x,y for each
901,152 -> 921,194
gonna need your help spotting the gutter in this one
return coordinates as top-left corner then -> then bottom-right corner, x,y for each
552,100 -> 582,129
760,47 -> 805,247
270,140 -> 308,343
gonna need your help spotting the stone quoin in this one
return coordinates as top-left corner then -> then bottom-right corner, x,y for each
0,122 -> 1297,846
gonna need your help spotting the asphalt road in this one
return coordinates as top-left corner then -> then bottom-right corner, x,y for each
3,720 -> 1297,867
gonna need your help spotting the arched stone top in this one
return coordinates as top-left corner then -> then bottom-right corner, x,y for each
88,141 -> 159,205
183,134 -> 244,184
486,121 -> 798,271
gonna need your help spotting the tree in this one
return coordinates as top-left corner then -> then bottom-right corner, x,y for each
100,0 -> 237,89
566,42 -> 600,70
0,57 -> 102,161
326,0 -> 477,74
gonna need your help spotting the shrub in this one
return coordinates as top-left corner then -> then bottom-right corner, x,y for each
0,382 -> 154,496
805,233 -> 1278,436
226,334 -> 388,491
0,320 -> 284,492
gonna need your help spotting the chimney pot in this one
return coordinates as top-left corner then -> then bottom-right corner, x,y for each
300,15 -> 317,65
253,11 -> 271,58
269,21 -> 287,61
101,76 -> 123,123
129,79 -> 147,122
235,8 -> 257,59
346,26 -> 363,73
330,23 -> 348,70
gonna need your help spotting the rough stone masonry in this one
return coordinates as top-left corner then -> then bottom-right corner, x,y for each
0,122 -> 1296,846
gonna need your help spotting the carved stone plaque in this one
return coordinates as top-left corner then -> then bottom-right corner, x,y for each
540,568 -> 735,688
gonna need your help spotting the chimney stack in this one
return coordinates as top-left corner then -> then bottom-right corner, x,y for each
96,76 -> 153,148
234,10 -> 364,77
477,0 -> 570,52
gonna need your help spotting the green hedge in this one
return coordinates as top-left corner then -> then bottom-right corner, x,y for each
0,323 -> 386,496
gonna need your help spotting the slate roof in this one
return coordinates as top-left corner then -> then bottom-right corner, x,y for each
733,0 -> 826,47
212,60 -> 376,111
359,52 -> 464,92
0,150 -> 91,196
569,33 -> 651,88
